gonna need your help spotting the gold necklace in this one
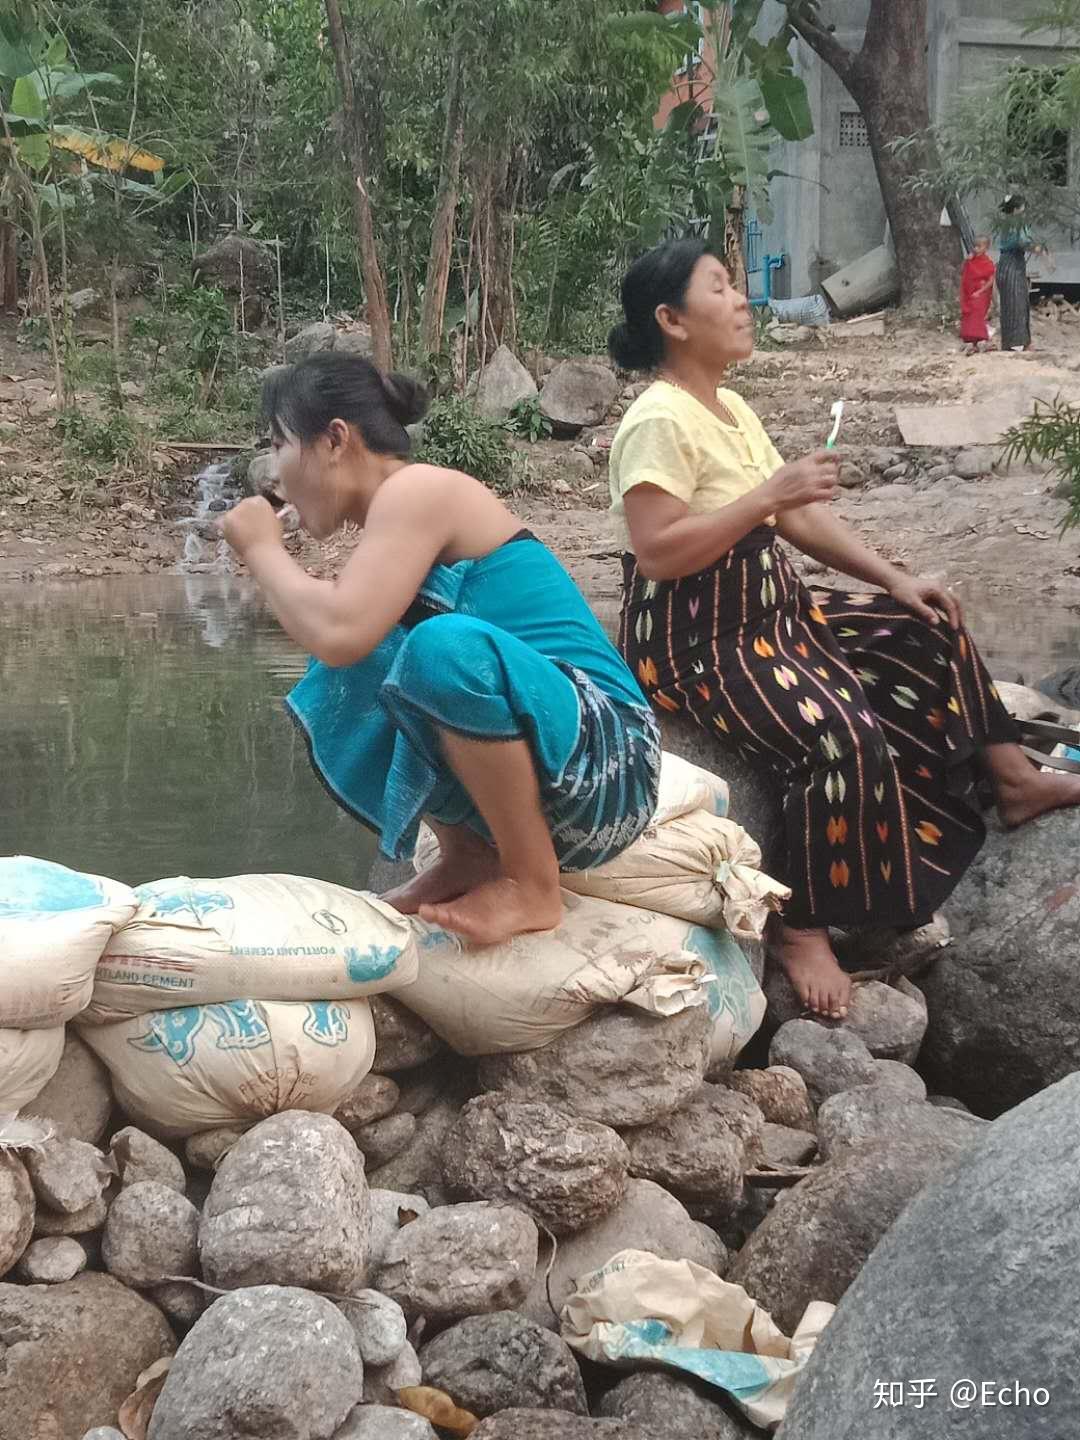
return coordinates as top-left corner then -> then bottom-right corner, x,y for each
658,371 -> 737,428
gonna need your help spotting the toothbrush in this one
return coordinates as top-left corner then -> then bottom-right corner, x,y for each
826,400 -> 845,449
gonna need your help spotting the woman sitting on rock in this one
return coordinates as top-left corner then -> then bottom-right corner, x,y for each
608,237 -> 1080,1020
221,351 -> 660,945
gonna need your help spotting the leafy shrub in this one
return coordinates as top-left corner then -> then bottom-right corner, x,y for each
505,394 -> 552,443
415,395 -> 513,487
1002,396 -> 1080,532
58,408 -> 142,465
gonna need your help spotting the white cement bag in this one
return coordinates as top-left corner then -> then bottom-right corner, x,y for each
0,857 -> 138,1028
78,997 -> 376,1138
87,874 -> 418,1023
0,1025 -> 65,1133
400,890 -> 765,1066
651,751 -> 730,824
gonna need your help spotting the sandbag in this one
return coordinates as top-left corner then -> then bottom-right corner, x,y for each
0,1026 -> 65,1139
86,874 -> 418,1023
78,997 -> 377,1137
401,891 -> 765,1067
0,856 -> 137,1028
650,751 -> 730,824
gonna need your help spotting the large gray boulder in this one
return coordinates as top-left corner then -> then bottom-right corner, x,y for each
367,1188 -> 431,1270
0,1154 -> 33,1279
192,233 -> 274,294
0,1272 -> 175,1440
521,1179 -> 718,1330
443,1095 -> 630,1235
420,1310 -> 587,1417
111,1127 -> 187,1193
815,1089 -> 987,1161
334,1075 -> 400,1133
14,1236 -> 87,1284
103,1182 -> 199,1289
782,1074 -> 1080,1439
763,979 -> 928,1063
540,361 -> 620,437
474,345 -> 538,421
199,1111 -> 370,1292
148,1286 -> 363,1440
478,1005 -> 711,1128
375,1202 -> 538,1323
21,1032 -> 112,1144
597,1371 -> 756,1438
727,1135 -> 974,1335
924,810 -> 1080,1114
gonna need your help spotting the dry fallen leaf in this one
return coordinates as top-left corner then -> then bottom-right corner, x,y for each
398,1385 -> 478,1437
119,1355 -> 173,1440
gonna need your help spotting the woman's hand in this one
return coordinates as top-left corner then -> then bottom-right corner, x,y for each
889,574 -> 963,630
762,451 -> 841,513
219,496 -> 283,559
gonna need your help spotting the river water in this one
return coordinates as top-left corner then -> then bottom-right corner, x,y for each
0,573 -> 1077,890
0,574 -> 376,888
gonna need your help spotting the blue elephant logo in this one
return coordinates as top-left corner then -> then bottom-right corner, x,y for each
134,881 -> 235,923
303,1002 -> 350,1046
129,1000 -> 270,1066
343,945 -> 400,983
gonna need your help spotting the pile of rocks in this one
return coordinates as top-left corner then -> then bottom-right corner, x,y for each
3,946 -> 1000,1440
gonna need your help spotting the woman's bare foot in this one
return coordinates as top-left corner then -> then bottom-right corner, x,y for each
996,768 -> 1080,829
773,925 -> 852,1020
419,876 -> 563,946
381,827 -> 500,915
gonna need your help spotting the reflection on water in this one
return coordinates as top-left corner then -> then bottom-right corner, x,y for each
0,575 -> 375,888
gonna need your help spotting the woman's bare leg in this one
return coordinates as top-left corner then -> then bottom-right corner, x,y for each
381,819 -> 500,914
773,922 -> 852,1021
985,743 -> 1080,828
417,731 -> 563,945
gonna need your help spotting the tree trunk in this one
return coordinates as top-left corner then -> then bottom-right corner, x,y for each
723,185 -> 748,296
0,216 -> 18,312
323,0 -> 393,369
787,0 -> 960,306
420,50 -> 466,357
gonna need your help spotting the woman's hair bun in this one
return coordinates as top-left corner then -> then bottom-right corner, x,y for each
381,371 -> 430,427
608,319 -> 654,372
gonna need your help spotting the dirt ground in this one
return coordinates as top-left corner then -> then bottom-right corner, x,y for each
2,312 -> 1079,663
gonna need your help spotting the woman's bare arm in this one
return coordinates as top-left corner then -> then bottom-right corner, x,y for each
775,502 -> 902,590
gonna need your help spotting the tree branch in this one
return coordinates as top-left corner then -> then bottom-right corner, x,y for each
784,2 -> 854,82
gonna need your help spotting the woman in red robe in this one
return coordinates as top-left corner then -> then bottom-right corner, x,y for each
960,236 -> 996,353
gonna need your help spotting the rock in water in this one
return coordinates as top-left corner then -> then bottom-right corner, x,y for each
103,1182 -> 199,1289
925,810 -> 1080,1113
769,1020 -> 878,1107
147,1285 -> 362,1440
474,345 -> 539,421
443,1095 -> 630,1234
199,1111 -> 370,1291
0,1272 -> 175,1440
598,1371 -> 757,1438
539,361 -> 619,436
815,1089 -> 986,1161
420,1310 -> 587,1417
375,1202 -> 538,1323
781,1074 -> 1080,1439
21,1032 -> 112,1143
0,1154 -> 33,1278
727,1136 -> 973,1334
520,1179 -> 718,1330
478,1005 -> 711,1128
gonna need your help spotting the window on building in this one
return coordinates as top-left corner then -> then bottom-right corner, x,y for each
1008,66 -> 1070,189
839,111 -> 870,150
675,2 -> 706,77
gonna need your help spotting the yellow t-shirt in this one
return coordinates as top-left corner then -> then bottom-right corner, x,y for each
608,379 -> 784,549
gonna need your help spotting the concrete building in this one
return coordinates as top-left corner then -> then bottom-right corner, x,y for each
752,0 -> 1079,298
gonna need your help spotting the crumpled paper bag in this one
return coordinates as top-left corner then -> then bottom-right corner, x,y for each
561,1249 -> 834,1431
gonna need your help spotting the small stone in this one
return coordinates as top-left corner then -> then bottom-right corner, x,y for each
837,980 -> 928,1064
367,1095 -> 462,1204
355,1112 -> 417,1168
769,1020 -> 878,1107
954,444 -> 998,479
815,1090 -> 987,1161
111,1127 -> 187,1193
25,1136 -> 111,1215
478,1005 -> 711,1128
376,1202 -> 538,1323
15,1236 -> 87,1284
371,996 -> 444,1071
760,1123 -> 817,1168
883,462 -> 910,481
82,1430 -> 127,1440
338,1290 -> 408,1367
147,1285 -> 363,1440
368,1189 -> 431,1270
199,1110 -> 370,1292
443,1094 -> 630,1235
725,1067 -> 816,1130
363,1341 -> 422,1405
470,1411 -> 647,1439
620,1084 -> 763,1219
867,1060 -> 927,1100
420,1310 -> 587,1417
0,1153 -> 33,1278
103,1181 -> 199,1288
149,1280 -> 206,1328
34,1191 -> 108,1238
926,462 -> 952,482
183,1126 -> 247,1171
335,1074 -> 401,1132
598,1371 -> 756,1438
336,1407 -> 437,1440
